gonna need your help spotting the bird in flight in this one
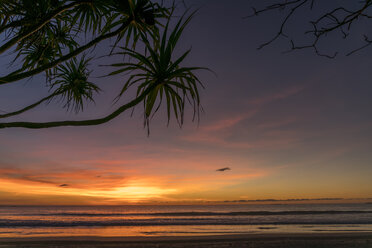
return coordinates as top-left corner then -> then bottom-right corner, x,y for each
216,167 -> 231,172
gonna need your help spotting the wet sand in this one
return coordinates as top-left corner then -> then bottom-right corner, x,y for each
1,232 -> 372,247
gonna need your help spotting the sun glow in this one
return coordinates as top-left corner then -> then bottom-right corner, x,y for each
80,186 -> 178,202
0,179 -> 177,204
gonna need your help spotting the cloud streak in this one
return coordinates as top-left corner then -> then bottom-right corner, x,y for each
248,85 -> 305,106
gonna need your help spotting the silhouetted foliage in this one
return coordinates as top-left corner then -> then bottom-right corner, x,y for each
0,0 -> 205,132
248,0 -> 372,58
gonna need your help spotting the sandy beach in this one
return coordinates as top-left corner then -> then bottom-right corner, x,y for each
1,233 -> 372,248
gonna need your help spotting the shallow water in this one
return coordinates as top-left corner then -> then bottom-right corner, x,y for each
1,203 -> 372,237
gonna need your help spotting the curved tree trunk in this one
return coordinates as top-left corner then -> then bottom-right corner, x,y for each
0,1 -> 90,55
0,21 -> 130,85
0,84 -> 154,129
0,92 -> 58,119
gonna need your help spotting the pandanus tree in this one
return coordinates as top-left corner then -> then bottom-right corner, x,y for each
0,0 -> 205,130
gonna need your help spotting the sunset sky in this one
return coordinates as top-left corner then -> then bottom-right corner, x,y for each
0,0 -> 371,205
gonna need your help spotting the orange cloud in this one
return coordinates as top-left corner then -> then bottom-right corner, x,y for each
248,85 -> 305,105
201,110 -> 257,132
179,85 -> 305,150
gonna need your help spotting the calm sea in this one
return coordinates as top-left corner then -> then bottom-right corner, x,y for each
1,203 -> 372,237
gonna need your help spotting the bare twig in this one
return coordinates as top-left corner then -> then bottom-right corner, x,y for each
248,0 -> 372,57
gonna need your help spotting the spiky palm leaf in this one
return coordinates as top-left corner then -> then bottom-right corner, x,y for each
13,0 -> 65,34
9,0 -> 166,76
0,0 -> 16,24
70,0 -> 112,34
104,0 -> 169,49
11,0 -> 78,70
108,12 -> 206,132
51,56 -> 100,113
16,22 -> 78,71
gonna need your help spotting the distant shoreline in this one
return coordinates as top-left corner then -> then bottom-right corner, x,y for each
1,198 -> 372,206
1,232 -> 372,248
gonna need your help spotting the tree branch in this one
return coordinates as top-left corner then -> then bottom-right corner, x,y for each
248,0 -> 372,57
0,83 -> 155,129
0,1 -> 90,55
0,92 -> 58,119
256,0 -> 308,50
0,18 -> 24,34
0,21 -> 130,85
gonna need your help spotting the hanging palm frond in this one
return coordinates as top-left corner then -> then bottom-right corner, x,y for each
51,56 -> 101,113
108,12 -> 208,133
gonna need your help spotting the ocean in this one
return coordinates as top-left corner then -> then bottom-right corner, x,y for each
1,203 -> 372,237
